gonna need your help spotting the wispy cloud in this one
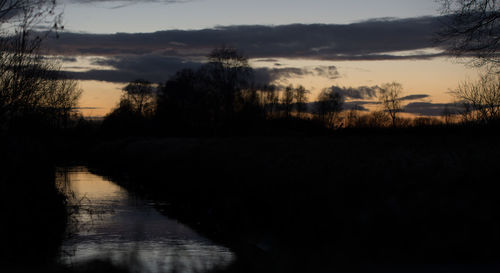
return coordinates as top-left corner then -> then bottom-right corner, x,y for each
400,94 -> 430,101
254,66 -> 339,85
403,102 -> 462,116
325,85 -> 380,100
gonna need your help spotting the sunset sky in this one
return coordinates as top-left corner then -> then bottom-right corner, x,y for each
47,0 -> 481,117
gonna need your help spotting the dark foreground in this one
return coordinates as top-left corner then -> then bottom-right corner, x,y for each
87,127 -> 500,272
2,125 -> 500,272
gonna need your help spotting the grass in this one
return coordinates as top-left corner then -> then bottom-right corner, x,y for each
87,125 -> 500,271
0,136 -> 70,266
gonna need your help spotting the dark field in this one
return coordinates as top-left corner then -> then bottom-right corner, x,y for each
87,127 -> 500,272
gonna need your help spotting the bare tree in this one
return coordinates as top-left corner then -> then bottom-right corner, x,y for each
379,82 -> 403,127
294,85 -> 310,118
257,84 -> 279,118
0,47 -> 81,130
438,0 -> 500,70
121,79 -> 156,116
281,85 -> 295,118
206,46 -> 252,120
316,88 -> 344,128
451,73 -> 500,123
0,1 -> 58,24
0,0 -> 77,132
442,105 -> 457,125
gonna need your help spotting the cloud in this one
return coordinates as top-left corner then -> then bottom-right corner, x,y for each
325,85 -> 380,100
254,58 -> 279,63
400,94 -> 430,101
43,16 -> 447,61
47,16 -> 456,84
307,100 -> 375,114
254,66 -> 339,85
62,54 -> 340,83
63,54 -> 203,82
322,86 -> 431,101
403,102 -> 462,116
41,56 -> 78,63
343,101 -> 374,111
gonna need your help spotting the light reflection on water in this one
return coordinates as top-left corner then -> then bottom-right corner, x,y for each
56,167 -> 234,273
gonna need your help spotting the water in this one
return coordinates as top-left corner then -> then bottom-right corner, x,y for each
56,167 -> 234,273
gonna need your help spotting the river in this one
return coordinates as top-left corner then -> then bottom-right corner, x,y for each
56,166 -> 235,273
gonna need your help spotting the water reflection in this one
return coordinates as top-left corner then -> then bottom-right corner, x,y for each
56,167 -> 234,273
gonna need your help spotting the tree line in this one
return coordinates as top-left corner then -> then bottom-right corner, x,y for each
1,0 -> 498,136
102,46 -> 500,137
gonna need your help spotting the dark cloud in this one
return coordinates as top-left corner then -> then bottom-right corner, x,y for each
41,56 -> 78,63
326,86 -> 380,100
254,58 -> 279,62
400,94 -> 430,101
49,16 -> 455,83
314,66 -> 340,79
324,86 -> 431,102
60,53 -> 340,83
254,66 -> 339,85
403,102 -> 462,116
64,54 -> 203,83
307,100 -> 374,114
43,16 -> 447,61
92,54 -> 202,74
343,101 -> 373,111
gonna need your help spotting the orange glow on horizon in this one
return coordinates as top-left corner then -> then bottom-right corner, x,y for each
76,57 -> 480,117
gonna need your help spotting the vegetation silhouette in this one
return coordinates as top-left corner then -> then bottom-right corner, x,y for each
90,46 -> 500,272
0,1 -> 110,272
450,73 -> 500,124
379,82 -> 403,127
2,2 -> 500,272
438,0 -> 499,70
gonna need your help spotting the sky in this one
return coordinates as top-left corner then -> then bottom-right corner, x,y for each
46,0 -> 481,117
60,0 -> 440,33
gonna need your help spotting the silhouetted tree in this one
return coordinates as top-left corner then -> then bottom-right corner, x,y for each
438,0 -> 500,70
157,68 -> 208,133
294,85 -> 310,118
157,47 -> 264,135
413,116 -> 443,127
369,111 -> 391,128
451,73 -> 500,123
0,38 -> 81,132
122,79 -> 156,116
442,105 -> 457,125
205,46 -> 252,123
282,85 -> 295,118
235,86 -> 265,125
102,79 -> 156,135
379,82 -> 403,127
0,0 -> 59,28
316,88 -> 344,128
258,84 -> 279,118
345,107 -> 359,128
0,0 -> 77,132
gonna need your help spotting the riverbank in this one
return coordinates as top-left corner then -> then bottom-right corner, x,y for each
0,131 -> 127,272
88,127 -> 500,272
0,136 -> 69,269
